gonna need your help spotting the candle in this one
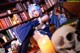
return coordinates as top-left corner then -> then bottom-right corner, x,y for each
37,35 -> 56,53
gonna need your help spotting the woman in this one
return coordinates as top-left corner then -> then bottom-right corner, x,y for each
13,4 -> 51,53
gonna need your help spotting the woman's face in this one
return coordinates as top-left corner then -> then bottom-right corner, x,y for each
32,10 -> 40,17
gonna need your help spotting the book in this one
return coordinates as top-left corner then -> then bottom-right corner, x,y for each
44,0 -> 50,8
14,14 -> 22,22
7,10 -> 14,26
0,21 -> 3,30
16,3 -> 23,11
7,16 -> 13,26
0,33 -> 10,43
12,14 -> 22,25
0,25 -> 2,30
4,17 -> 12,27
2,35 -> 8,42
6,30 -> 14,40
40,4 -> 48,12
22,3 -> 28,10
48,0 -> 52,7
49,0 -> 55,6
20,12 -> 28,21
0,18 -> 7,29
6,29 -> 16,39
26,1 -> 31,7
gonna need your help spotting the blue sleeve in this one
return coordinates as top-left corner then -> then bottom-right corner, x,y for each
50,13 -> 60,28
13,21 -> 33,43
31,19 -> 40,27
12,20 -> 39,43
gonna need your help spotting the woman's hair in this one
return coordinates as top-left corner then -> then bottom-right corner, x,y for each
28,4 -> 41,18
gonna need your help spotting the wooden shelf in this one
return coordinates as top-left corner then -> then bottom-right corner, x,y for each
0,1 -> 23,6
0,10 -> 24,18
0,17 -> 35,33
0,1 -> 24,11
2,38 -> 17,47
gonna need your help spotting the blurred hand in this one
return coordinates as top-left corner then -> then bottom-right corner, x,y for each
41,15 -> 49,23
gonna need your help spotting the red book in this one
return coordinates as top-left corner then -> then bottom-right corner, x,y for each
4,17 -> 12,27
20,12 -> 28,21
0,21 -> 3,30
0,19 -> 7,29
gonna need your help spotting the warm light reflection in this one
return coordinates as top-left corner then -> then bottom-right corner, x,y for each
37,35 -> 56,53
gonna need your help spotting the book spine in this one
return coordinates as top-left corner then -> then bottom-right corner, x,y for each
2,36 -> 8,42
0,21 -> 3,30
7,29 -> 16,39
4,17 -> 12,27
49,0 -> 55,6
26,1 -> 31,7
8,16 -> 14,26
6,30 -> 13,39
12,14 -> 22,25
22,3 -> 28,10
44,0 -> 50,8
7,10 -> 13,26
0,33 -> 10,43
16,3 -> 23,11
48,0 -> 52,7
3,18 -> 8,28
0,19 -> 7,29
20,12 -> 28,21
13,14 -> 22,22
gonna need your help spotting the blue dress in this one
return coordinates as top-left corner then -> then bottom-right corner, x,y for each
12,17 -> 51,53
12,19 -> 40,53
50,11 -> 60,28
13,19 -> 39,43
58,14 -> 67,25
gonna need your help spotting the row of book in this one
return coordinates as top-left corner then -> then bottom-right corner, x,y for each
0,0 -> 33,43
44,0 -> 56,8
0,12 -> 28,42
22,1 -> 31,11
0,4 -> 29,29
0,13 -> 28,29
0,2 -> 30,42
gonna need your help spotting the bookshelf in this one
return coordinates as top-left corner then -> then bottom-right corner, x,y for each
0,0 -> 68,48
0,0 -> 57,49
0,0 -> 30,49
